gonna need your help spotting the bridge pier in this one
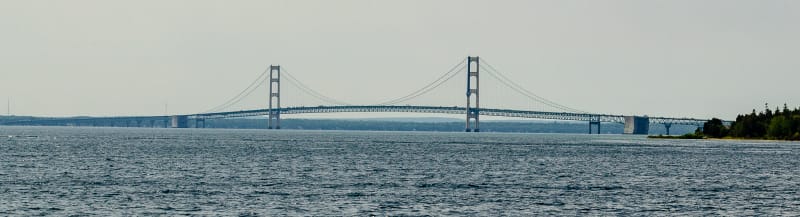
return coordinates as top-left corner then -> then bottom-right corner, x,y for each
589,121 -> 601,134
588,116 -> 601,134
195,118 -> 205,128
664,123 -> 672,135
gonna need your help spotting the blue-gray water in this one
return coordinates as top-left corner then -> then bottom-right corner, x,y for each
1,127 -> 799,216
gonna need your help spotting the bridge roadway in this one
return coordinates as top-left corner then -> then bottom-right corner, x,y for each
0,105 -> 710,130
195,105 -> 708,126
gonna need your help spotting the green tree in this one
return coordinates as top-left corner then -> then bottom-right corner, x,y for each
703,118 -> 727,138
792,115 -> 800,140
767,116 -> 791,139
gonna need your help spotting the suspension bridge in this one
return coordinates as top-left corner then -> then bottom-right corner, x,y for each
1,56 -> 712,135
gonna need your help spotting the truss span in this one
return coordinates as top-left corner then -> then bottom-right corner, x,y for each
191,105 -> 707,126
3,105 -> 710,127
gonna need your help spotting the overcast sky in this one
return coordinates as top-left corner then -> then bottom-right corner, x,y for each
1,0 -> 798,119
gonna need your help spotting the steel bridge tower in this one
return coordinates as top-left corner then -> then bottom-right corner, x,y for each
268,65 -> 281,129
465,56 -> 480,132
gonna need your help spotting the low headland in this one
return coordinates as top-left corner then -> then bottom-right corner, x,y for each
650,104 -> 800,141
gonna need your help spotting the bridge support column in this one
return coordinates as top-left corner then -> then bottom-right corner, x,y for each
664,123 -> 672,135
589,116 -> 601,134
465,56 -> 480,132
589,121 -> 601,134
195,118 -> 205,128
267,65 -> 281,129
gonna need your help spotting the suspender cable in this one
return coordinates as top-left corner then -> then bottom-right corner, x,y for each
281,67 -> 353,106
480,58 -> 587,114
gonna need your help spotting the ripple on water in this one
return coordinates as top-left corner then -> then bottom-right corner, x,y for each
0,127 -> 799,215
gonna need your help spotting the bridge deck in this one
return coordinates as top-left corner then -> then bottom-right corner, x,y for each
191,105 -> 708,126
1,105 -> 710,127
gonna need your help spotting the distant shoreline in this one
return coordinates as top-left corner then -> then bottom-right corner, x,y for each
648,134 -> 798,142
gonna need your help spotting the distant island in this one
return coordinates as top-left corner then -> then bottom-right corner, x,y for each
651,104 -> 800,141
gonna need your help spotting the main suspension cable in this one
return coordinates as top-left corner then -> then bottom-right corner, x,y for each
480,58 -> 587,113
374,59 -> 465,105
282,67 -> 353,106
204,66 -> 269,113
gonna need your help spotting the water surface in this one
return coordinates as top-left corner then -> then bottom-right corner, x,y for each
1,127 -> 799,215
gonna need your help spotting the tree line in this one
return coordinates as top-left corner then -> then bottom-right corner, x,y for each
702,104 -> 800,140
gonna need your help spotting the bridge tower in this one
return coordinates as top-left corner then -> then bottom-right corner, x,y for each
268,65 -> 281,129
465,56 -> 480,132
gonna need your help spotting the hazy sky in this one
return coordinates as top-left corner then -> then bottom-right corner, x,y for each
1,0 -> 798,119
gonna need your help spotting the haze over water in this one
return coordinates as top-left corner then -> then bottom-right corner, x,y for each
1,127 -> 799,215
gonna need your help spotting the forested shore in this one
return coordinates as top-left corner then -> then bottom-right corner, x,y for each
700,104 -> 800,140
